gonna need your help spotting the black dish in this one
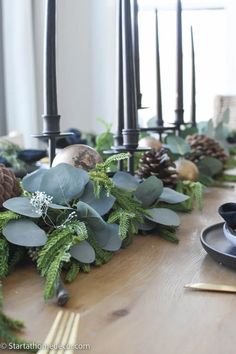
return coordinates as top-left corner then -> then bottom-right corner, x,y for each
201,222 -> 236,270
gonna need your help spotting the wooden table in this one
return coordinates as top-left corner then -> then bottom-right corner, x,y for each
3,187 -> 236,354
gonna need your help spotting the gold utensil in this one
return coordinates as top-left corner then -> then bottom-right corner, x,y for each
185,282 -> 236,293
37,310 -> 80,354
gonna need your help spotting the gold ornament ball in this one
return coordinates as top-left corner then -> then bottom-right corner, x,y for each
175,158 -> 199,182
52,144 -> 103,171
139,136 -> 162,150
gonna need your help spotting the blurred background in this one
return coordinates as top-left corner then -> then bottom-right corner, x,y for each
0,0 -> 235,147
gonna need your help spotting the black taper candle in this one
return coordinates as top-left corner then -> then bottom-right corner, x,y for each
155,9 -> 163,127
175,0 -> 184,126
133,0 -> 142,109
114,0 -> 124,148
43,0 -> 60,136
122,0 -> 139,149
190,26 -> 196,127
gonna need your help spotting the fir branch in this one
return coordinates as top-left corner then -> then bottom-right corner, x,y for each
43,249 -> 71,300
157,227 -> 179,244
108,209 -> 136,240
81,264 -> 91,273
38,221 -> 88,299
0,238 -> 9,278
8,247 -> 26,274
89,170 -> 114,197
0,211 -> 21,231
88,232 -> 113,265
176,181 -> 203,211
65,261 -> 80,283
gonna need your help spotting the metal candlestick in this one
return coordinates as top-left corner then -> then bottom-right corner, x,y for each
155,9 -> 163,127
190,26 -> 196,127
175,0 -> 184,128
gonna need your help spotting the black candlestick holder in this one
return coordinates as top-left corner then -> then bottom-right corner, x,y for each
33,114 -> 73,167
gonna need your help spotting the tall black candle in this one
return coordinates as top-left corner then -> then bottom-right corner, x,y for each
155,9 -> 163,127
122,0 -> 139,149
114,0 -> 124,147
43,0 -> 60,135
133,0 -> 142,109
190,26 -> 196,127
175,0 -> 184,126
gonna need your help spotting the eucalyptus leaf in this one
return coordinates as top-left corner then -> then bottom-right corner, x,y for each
22,169 -> 47,192
77,201 -> 106,228
146,208 -> 180,227
94,223 -> 122,251
3,219 -> 47,247
134,176 -> 163,208
138,219 -> 156,231
113,171 -> 139,191
197,157 -> 223,177
159,188 -> 189,204
49,203 -> 73,210
80,181 -> 115,216
3,197 -> 40,218
166,136 -> 190,156
70,240 -> 95,263
23,163 -> 89,205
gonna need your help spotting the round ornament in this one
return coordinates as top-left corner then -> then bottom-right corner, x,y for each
52,144 -> 103,171
138,137 -> 162,150
175,158 -> 199,182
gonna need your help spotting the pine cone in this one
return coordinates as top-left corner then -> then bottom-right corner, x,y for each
136,148 -> 179,188
186,134 -> 227,164
27,247 -> 40,262
0,165 -> 21,208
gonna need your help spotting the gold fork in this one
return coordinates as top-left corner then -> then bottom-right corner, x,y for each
37,310 -> 80,354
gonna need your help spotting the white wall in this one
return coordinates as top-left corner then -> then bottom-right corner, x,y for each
2,0 -> 38,147
34,0 -> 117,136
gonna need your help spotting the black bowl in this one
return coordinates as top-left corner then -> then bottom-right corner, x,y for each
218,203 -> 236,229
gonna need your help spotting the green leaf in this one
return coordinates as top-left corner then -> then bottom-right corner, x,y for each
113,171 -> 139,191
70,240 -> 95,264
23,163 -> 89,204
3,197 -> 40,218
180,126 -> 198,139
76,201 -> 121,252
146,208 -> 180,227
198,173 -> 214,186
197,119 -> 214,137
80,181 -> 115,216
134,176 -> 163,208
166,136 -> 190,156
197,157 -> 223,177
159,187 -> 189,204
138,219 -> 156,231
95,223 -> 122,251
3,219 -> 47,247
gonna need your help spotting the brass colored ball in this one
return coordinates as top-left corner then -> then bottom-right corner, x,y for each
52,144 -> 103,171
175,158 -> 199,182
138,137 -> 162,150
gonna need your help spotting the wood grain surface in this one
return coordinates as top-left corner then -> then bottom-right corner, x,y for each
3,187 -> 236,354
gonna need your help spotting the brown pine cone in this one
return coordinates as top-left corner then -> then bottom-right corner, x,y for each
186,134 -> 228,164
136,148 -> 179,188
0,165 -> 21,208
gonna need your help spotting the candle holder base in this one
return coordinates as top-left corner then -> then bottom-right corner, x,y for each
33,132 -> 73,167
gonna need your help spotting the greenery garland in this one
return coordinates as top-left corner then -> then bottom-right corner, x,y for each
0,153 -> 194,351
